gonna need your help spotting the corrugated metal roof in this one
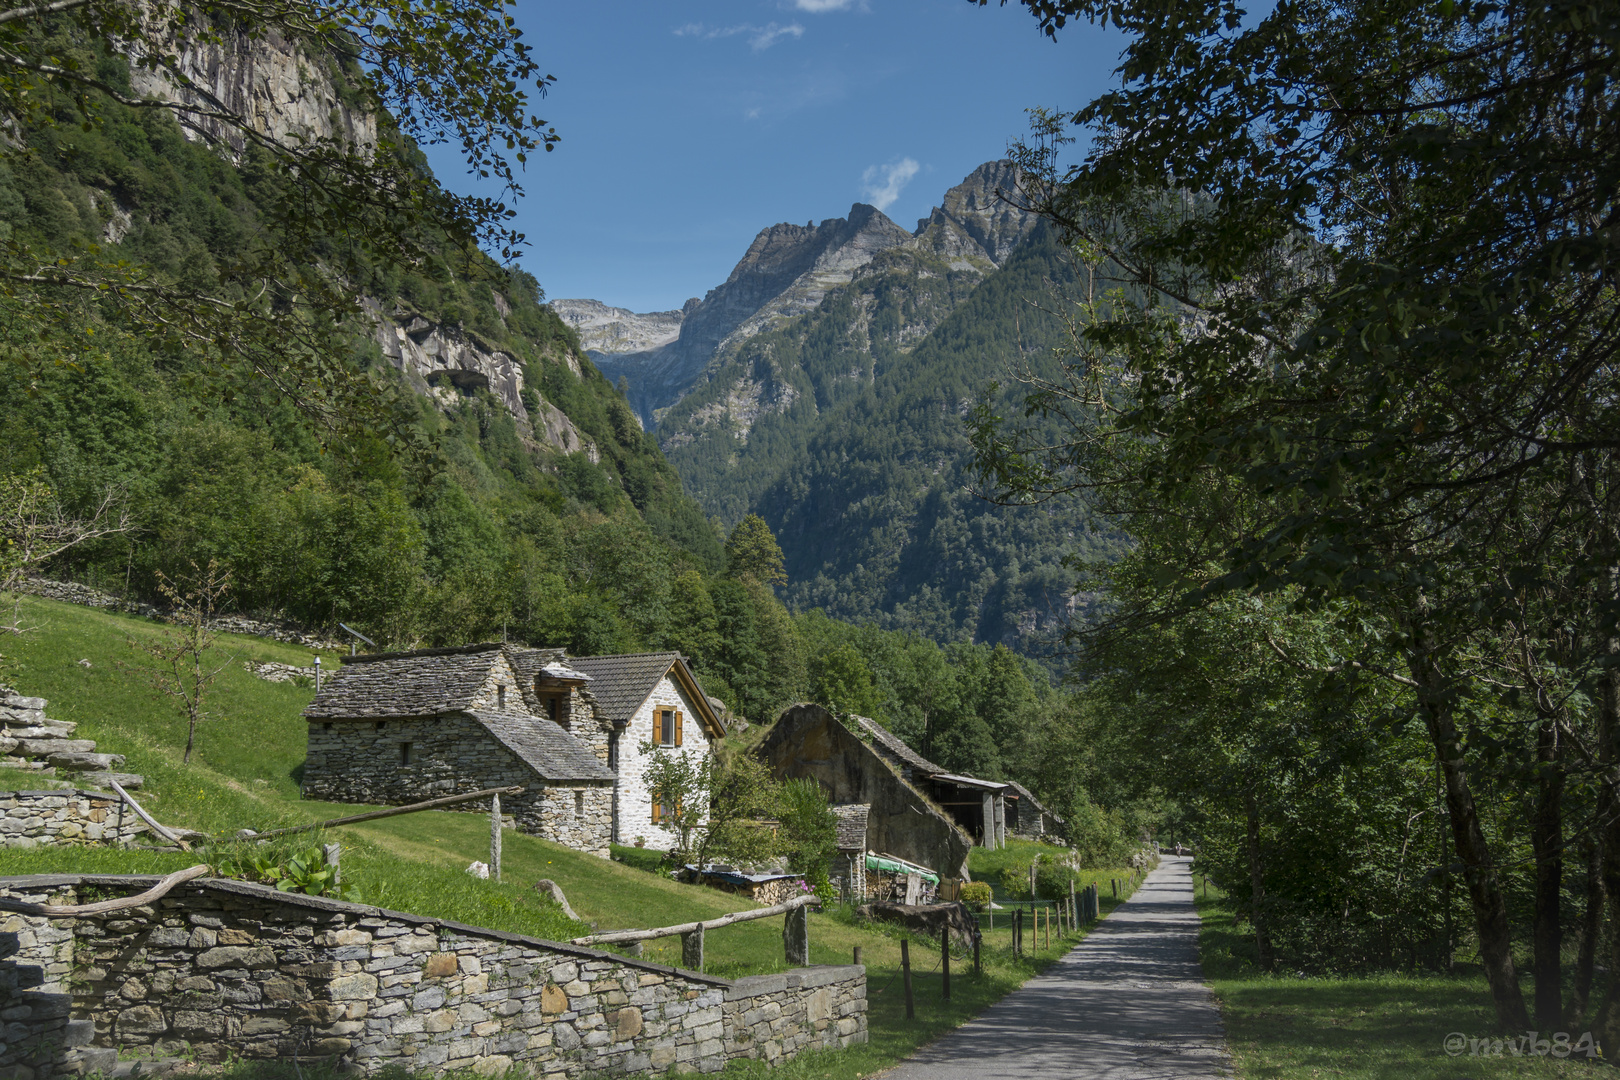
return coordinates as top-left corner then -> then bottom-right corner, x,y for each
932,773 -> 1010,792
305,644 -> 504,719
468,710 -> 614,782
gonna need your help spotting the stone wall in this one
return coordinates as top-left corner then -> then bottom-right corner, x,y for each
14,578 -> 341,651
0,880 -> 113,1079
302,715 -> 612,855
0,876 -> 866,1078
0,790 -> 147,849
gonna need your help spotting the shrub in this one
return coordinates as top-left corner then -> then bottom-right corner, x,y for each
960,881 -> 992,908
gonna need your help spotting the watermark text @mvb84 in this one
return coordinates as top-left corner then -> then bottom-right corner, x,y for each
1444,1031 -> 1599,1059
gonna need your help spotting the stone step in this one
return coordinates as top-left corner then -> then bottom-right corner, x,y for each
15,737 -> 96,756
3,721 -> 79,738
0,763 -> 57,778
2,757 -> 57,770
0,737 -> 15,755
0,706 -> 46,727
81,771 -> 142,790
0,694 -> 47,710
48,751 -> 126,771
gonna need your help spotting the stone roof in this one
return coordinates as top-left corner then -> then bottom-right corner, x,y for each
831,804 -> 869,851
305,643 -> 505,719
502,646 -> 568,714
1006,780 -> 1064,824
565,652 -> 685,724
467,711 -> 615,783
849,714 -> 944,777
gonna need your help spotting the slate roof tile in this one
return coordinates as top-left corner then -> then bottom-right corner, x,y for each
304,643 -> 504,719
850,714 -> 944,776
502,645 -> 568,714
831,804 -> 870,851
467,710 -> 615,782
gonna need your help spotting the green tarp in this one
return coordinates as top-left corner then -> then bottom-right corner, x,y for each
865,854 -> 939,885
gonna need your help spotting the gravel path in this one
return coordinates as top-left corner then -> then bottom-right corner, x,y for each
881,855 -> 1229,1080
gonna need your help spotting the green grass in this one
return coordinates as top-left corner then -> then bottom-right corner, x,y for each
1194,882 -> 1600,1078
0,595 -> 1141,1079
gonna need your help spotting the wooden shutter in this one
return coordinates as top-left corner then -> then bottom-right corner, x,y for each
651,799 -> 661,824
652,708 -> 661,743
675,711 -> 684,746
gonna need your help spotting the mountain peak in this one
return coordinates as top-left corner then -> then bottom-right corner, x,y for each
914,160 -> 1039,268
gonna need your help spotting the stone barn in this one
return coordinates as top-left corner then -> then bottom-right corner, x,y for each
759,704 -> 973,879
302,643 -> 615,855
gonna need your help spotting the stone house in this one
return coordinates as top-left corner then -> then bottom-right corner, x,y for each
565,651 -> 727,850
302,643 -> 616,855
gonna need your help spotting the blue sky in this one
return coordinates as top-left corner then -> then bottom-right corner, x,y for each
434,2 -> 1126,313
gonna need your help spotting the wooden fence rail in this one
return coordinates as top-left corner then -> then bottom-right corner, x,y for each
570,894 -> 820,973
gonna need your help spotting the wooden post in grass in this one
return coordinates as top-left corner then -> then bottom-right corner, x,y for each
490,793 -> 503,884
853,946 -> 862,967
783,903 -> 809,965
901,939 -> 915,1020
1044,906 -> 1050,950
1014,908 -> 1022,956
323,843 -> 341,885
682,925 -> 704,972
1069,880 -> 1077,930
973,932 -> 981,976
941,926 -> 951,1001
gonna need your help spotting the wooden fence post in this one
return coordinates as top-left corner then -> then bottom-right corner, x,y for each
783,903 -> 809,965
1044,905 -> 1050,950
973,932 -> 981,976
490,793 -> 502,884
901,939 -> 915,1020
323,843 -> 341,885
941,926 -> 951,1001
682,925 -> 705,972
853,946 -> 862,967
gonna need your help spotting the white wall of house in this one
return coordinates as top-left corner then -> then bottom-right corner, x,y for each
615,672 -> 713,850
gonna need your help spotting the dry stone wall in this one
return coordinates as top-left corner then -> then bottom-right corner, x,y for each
302,715 -> 612,855
0,790 -> 147,849
0,876 -> 866,1079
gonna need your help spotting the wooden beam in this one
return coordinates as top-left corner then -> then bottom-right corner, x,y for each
110,779 -> 189,851
0,864 -> 210,916
571,894 -> 821,946
245,786 -> 523,840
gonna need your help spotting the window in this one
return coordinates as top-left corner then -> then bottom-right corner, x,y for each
375,720 -> 385,731
401,742 -> 413,765
607,730 -> 619,770
541,693 -> 567,729
654,708 -> 683,747
652,795 -> 680,824
574,790 -> 585,818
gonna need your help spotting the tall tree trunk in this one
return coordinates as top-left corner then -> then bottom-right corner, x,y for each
1567,838 -> 1602,1026
1245,790 -> 1273,972
1531,716 -> 1564,1031
1409,631 -> 1530,1030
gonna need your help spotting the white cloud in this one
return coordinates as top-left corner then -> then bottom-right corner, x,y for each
793,0 -> 855,10
673,21 -> 805,50
861,158 -> 920,211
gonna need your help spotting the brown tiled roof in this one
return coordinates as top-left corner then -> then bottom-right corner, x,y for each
565,652 -> 684,724
467,711 -> 614,782
831,804 -> 869,851
503,645 -> 568,714
850,714 -> 944,776
305,644 -> 503,719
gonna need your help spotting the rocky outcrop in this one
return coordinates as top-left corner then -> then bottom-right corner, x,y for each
913,160 -> 1040,270
128,25 -> 377,156
123,30 -> 603,458
550,299 -> 689,354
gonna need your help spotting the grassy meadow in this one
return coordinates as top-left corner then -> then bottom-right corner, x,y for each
0,594 -> 1140,1079
1194,881 -> 1602,1079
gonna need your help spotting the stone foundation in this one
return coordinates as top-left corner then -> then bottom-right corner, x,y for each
0,790 -> 147,849
0,875 -> 866,1078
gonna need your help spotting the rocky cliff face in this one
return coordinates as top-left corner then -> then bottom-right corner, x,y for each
364,300 -> 592,458
560,163 -> 1038,431
128,26 -> 377,155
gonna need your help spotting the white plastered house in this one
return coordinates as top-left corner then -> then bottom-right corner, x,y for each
565,651 -> 727,849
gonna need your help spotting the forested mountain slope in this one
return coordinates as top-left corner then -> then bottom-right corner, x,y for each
560,166 -> 1124,660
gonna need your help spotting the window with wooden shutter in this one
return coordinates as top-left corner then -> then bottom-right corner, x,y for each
651,798 -> 664,824
653,707 -> 661,744
675,711 -> 684,746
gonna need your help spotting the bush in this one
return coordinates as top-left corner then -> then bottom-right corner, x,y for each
998,863 -> 1032,900
960,881 -> 992,908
